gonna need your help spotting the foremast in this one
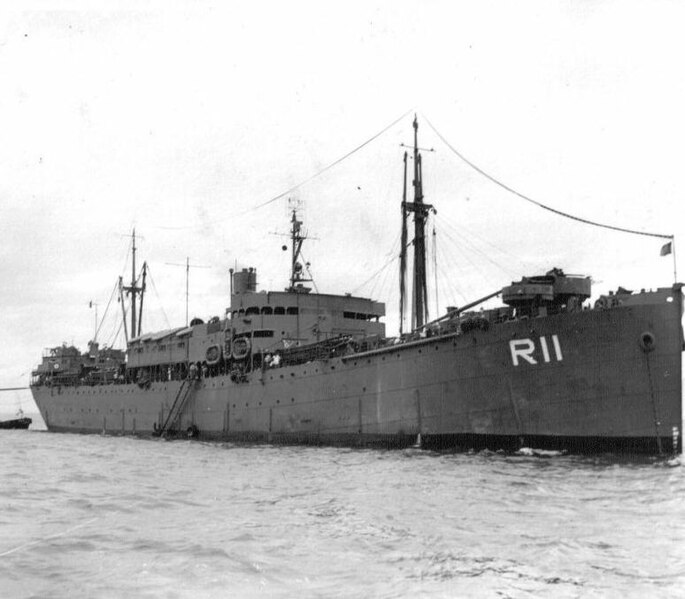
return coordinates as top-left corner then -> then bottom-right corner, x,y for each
120,229 -> 147,342
286,207 -> 312,293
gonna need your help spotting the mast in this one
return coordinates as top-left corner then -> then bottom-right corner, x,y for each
137,262 -> 147,336
165,257 -> 210,326
131,229 -> 137,336
399,152 -> 408,335
287,206 -> 312,292
123,229 -> 144,339
401,116 -> 433,330
118,276 -> 129,345
90,301 -> 98,342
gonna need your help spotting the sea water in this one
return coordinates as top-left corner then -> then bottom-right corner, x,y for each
0,417 -> 683,598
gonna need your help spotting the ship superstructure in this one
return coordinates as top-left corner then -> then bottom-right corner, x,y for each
30,117 -> 684,454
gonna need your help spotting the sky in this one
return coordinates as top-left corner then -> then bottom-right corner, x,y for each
2,0 -> 685,412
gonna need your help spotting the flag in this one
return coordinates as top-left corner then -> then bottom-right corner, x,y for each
660,242 -> 672,256
89,300 -> 92,308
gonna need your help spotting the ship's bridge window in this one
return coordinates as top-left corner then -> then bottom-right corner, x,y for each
261,307 -> 273,315
286,307 -> 299,315
246,307 -> 260,316
274,307 -> 285,315
343,311 -> 355,319
356,313 -> 367,320
238,309 -> 245,316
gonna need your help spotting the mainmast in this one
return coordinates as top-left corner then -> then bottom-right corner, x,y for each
399,152 -> 408,335
400,116 -> 433,331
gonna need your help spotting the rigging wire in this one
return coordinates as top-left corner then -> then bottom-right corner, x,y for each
146,265 -> 171,330
370,233 -> 402,298
104,315 -> 120,348
374,241 -> 400,307
432,231 -> 469,305
437,210 -> 536,276
119,237 -> 132,279
352,232 -> 403,296
108,319 -> 124,348
432,223 -> 439,318
147,264 -> 171,329
239,108 -> 414,215
435,245 -> 467,306
440,222 -> 519,280
298,251 -> 319,293
351,250 -> 400,297
92,237 -> 134,343
421,113 -> 673,240
438,227 -> 501,290
439,225 -> 514,284
94,280 -> 120,342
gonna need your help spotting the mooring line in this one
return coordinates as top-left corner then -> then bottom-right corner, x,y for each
0,497 -> 148,559
0,517 -> 100,558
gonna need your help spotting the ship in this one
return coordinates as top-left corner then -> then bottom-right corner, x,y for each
30,117 -> 683,454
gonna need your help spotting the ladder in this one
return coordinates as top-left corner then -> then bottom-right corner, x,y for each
155,378 -> 197,438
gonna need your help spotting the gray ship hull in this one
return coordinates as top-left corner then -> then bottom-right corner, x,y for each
31,287 -> 683,454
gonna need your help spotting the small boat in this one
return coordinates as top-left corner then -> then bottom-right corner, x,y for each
0,409 -> 32,430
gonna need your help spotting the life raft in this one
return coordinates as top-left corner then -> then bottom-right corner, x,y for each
205,344 -> 222,365
231,337 -> 251,360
